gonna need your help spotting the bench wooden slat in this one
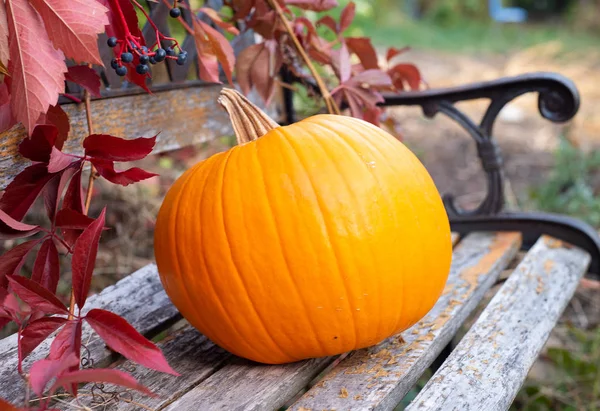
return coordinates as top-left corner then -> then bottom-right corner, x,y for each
288,232 -> 521,411
71,325 -> 232,410
0,264 -> 178,404
406,235 -> 590,411
108,232 -> 516,411
0,85 -> 276,191
164,354 -> 335,411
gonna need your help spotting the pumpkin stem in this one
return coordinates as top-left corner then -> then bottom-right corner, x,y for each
218,88 -> 280,145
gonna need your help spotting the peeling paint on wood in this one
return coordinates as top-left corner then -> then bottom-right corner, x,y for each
289,232 -> 521,411
406,235 -> 590,411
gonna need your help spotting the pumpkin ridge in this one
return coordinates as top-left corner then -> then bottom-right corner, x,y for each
356,121 -> 450,330
308,118 -> 401,343
220,146 -> 297,362
194,153 -> 268,359
256,132 -> 348,354
168,157 -> 233,351
301,120 -> 383,344
344,119 -> 424,333
275,125 -> 359,350
252,135 -> 329,357
327,118 -> 412,336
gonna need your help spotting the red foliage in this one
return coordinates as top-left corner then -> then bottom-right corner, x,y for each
71,208 -> 105,308
83,134 -> 156,161
50,368 -> 154,397
20,317 -> 67,361
85,309 -> 179,375
65,66 -> 102,98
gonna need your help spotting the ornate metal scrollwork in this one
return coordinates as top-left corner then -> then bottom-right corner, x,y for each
380,72 -> 580,218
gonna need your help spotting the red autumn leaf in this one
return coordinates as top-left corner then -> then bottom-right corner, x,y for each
331,42 -> 351,82
30,353 -> 79,396
5,0 -> 67,135
195,19 -> 235,85
31,239 -> 60,293
20,316 -> 67,361
0,239 -> 40,287
0,81 -> 15,133
49,319 -> 81,361
44,165 -> 81,222
294,17 -> 318,43
286,0 -> 338,11
199,7 -> 239,35
316,15 -> 337,33
18,124 -> 58,162
46,318 -> 82,395
0,2 -> 8,67
57,208 -> 104,248
348,69 -> 393,89
50,368 -> 154,397
85,308 -> 179,375
386,46 -> 410,62
55,208 -> 95,229
363,105 -> 382,126
62,169 -> 84,214
346,37 -> 379,70
0,162 -> 54,221
48,147 -> 75,173
235,41 -> 282,105
28,0 -> 108,65
91,159 -> 158,186
65,66 -> 102,98
339,1 -> 355,33
0,398 -> 21,411
83,134 -> 156,161
388,63 -> 421,91
42,105 -> 70,149
0,208 -> 42,240
1,289 -> 23,318
71,208 -> 105,308
6,275 -> 68,315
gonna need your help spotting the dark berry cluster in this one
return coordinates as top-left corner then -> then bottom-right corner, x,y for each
106,35 -> 188,77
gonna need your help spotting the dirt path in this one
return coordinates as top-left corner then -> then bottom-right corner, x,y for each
385,44 -> 600,210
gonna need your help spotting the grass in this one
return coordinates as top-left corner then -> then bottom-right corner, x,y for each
335,1 -> 600,54
528,137 -> 600,228
513,326 -> 600,410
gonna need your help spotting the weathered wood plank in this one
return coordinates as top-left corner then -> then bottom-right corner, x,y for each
405,236 -> 590,411
451,232 -> 459,245
0,264 -> 178,404
0,85 -> 277,190
289,232 -> 522,411
163,356 -> 336,411
69,325 -> 231,411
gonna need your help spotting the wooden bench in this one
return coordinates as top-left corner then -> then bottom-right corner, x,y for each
2,3 -> 600,409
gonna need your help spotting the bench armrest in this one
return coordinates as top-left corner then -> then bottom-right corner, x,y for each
379,72 -> 580,217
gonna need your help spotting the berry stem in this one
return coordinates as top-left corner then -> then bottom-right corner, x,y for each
160,0 -> 193,34
69,74 -> 97,320
131,0 -> 161,33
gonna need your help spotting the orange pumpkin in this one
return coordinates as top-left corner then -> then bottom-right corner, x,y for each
154,89 -> 452,364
